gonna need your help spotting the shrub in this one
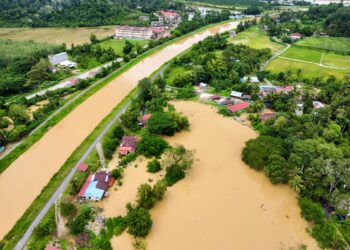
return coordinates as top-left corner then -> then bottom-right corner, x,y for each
120,152 -> 138,166
7,125 -> 29,142
311,222 -> 346,249
147,159 -> 161,173
126,206 -> 152,237
176,85 -> 196,99
242,136 -> 284,171
67,206 -> 93,235
34,212 -> 56,237
299,198 -> 325,224
60,202 -> 77,218
112,168 -> 123,180
218,107 -> 233,117
112,124 -> 125,140
103,137 -> 119,160
137,135 -> 168,158
106,216 -> 127,237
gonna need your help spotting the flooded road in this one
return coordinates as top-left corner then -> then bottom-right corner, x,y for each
111,101 -> 318,250
0,21 -> 239,240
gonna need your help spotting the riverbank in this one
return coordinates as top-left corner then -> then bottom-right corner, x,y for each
110,101 -> 319,249
0,20 -> 240,246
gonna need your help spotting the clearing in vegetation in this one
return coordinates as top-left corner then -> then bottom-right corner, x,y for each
0,39 -> 59,61
295,36 -> 350,54
280,46 -> 323,64
229,26 -> 285,54
0,26 -> 115,46
98,39 -> 149,56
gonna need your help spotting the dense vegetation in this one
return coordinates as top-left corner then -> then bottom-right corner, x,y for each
0,0 -> 184,27
261,5 -> 350,39
242,76 -> 350,248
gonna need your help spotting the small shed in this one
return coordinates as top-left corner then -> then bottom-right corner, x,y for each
77,163 -> 88,172
230,90 -> 243,98
313,101 -> 326,109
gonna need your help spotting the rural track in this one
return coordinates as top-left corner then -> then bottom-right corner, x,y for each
260,42 -> 290,71
277,56 -> 350,70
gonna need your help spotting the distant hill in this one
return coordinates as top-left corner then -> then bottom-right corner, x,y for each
0,0 -> 184,28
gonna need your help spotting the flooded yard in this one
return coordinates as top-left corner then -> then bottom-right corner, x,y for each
0,21 -> 239,240
110,101 -> 318,250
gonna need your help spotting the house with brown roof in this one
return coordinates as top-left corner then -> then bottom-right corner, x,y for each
78,171 -> 115,201
119,136 -> 138,156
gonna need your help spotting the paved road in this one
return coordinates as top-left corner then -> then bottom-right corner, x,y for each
14,91 -> 139,250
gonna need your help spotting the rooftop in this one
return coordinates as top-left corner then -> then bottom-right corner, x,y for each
227,102 -> 250,113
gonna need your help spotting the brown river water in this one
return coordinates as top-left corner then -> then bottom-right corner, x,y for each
109,102 -> 319,250
0,22 -> 239,240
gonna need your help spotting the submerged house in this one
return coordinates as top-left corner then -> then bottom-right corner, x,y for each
78,171 -> 115,201
227,102 -> 250,113
119,136 -> 138,156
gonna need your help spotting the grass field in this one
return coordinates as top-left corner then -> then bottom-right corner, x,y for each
322,53 -> 350,69
280,46 -> 323,63
0,26 -> 115,46
295,37 -> 350,54
98,39 -> 148,55
165,65 -> 193,84
266,57 -> 350,79
0,39 -> 58,61
229,26 -> 285,54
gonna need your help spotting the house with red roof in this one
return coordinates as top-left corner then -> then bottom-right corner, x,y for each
119,136 -> 138,156
227,102 -> 250,113
159,11 -> 180,24
290,32 -> 302,40
276,85 -> 294,93
260,112 -> 276,121
140,114 -> 152,126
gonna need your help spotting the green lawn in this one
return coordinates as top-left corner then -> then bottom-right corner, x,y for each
266,57 -> 350,79
98,39 -> 148,55
295,37 -> 350,54
280,46 -> 323,63
322,53 -> 350,69
229,26 -> 285,54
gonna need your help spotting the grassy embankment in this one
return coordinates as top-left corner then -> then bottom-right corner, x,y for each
0,26 -> 115,46
0,19 -> 235,250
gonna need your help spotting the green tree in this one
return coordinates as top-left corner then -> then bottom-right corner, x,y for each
264,154 -> 289,184
126,206 -> 152,237
123,40 -> 134,55
60,202 -> 77,217
8,104 -> 30,124
27,58 -> 51,86
147,159 -> 161,173
136,134 -> 168,158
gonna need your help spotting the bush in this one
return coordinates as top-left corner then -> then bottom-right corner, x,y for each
120,152 -> 138,166
126,206 -> 152,237
299,198 -> 325,224
67,206 -> 93,235
112,124 -> 125,140
112,168 -> 123,180
106,216 -> 127,237
34,212 -> 56,237
242,136 -> 284,171
263,154 -> 289,184
218,107 -> 233,117
176,85 -> 196,99
147,159 -> 161,173
60,202 -> 77,218
103,137 -> 119,160
311,222 -> 346,249
137,135 -> 168,158
7,125 -> 29,142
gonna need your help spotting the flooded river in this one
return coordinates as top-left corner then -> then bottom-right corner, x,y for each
111,101 -> 319,250
0,21 -> 239,240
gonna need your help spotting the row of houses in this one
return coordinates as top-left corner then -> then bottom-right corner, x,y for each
115,11 -> 180,40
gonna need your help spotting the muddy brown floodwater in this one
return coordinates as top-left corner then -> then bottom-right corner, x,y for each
0,21 -> 239,240
111,101 -> 319,250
